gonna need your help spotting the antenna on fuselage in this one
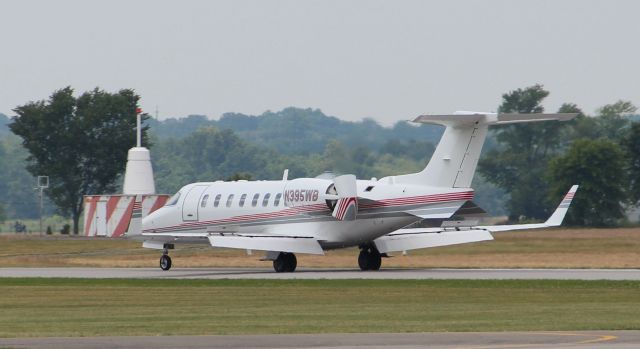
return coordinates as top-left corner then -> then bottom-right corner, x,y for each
282,169 -> 289,181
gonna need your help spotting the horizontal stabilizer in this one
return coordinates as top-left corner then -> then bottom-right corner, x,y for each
496,113 -> 577,124
208,235 -> 324,255
412,112 -> 578,126
374,229 -> 493,253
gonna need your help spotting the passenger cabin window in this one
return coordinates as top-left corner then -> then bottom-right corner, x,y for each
262,193 -> 271,207
239,194 -> 247,207
213,194 -> 221,207
165,192 -> 181,206
226,194 -> 234,207
252,194 -> 260,207
200,194 -> 209,208
274,193 -> 282,206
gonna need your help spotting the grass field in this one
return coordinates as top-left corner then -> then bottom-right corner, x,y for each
0,278 -> 639,337
1,227 -> 639,268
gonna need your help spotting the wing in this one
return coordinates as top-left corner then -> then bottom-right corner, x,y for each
374,185 -> 578,253
141,230 -> 324,255
374,228 -> 493,254
476,185 -> 578,232
208,235 -> 324,255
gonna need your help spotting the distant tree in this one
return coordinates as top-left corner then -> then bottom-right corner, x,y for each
595,100 -> 636,140
0,141 -> 7,214
0,203 -> 5,223
557,103 -> 584,117
623,122 -> 640,206
547,139 -> 627,226
320,140 -> 353,175
0,135 -> 55,219
10,87 -> 148,234
478,84 -> 567,221
226,173 -> 253,181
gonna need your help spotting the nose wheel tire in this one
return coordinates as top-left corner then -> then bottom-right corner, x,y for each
160,254 -> 172,271
273,252 -> 297,273
358,247 -> 381,271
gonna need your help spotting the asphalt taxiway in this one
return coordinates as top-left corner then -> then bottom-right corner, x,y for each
1,331 -> 640,349
1,267 -> 640,280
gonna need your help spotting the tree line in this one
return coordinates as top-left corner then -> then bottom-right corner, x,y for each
0,85 -> 638,233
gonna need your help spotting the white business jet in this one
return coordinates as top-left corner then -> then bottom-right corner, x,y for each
127,112 -> 578,272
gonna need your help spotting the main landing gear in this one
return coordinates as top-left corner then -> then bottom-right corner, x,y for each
273,252 -> 297,273
160,247 -> 172,271
358,244 -> 382,271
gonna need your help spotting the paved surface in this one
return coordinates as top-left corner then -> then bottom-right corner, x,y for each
1,331 -> 639,349
1,267 -> 640,280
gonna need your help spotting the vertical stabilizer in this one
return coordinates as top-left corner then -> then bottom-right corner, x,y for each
382,112 -> 577,188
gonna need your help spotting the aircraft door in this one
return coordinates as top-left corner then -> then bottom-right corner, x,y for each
95,200 -> 107,236
182,185 -> 209,221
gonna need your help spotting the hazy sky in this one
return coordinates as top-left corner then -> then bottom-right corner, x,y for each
1,0 -> 638,125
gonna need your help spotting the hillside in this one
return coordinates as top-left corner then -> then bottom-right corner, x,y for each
0,108 -> 508,219
147,107 -> 444,155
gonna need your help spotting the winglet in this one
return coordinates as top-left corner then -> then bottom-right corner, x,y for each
545,185 -> 579,226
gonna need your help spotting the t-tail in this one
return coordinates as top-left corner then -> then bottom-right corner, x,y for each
381,112 -> 577,188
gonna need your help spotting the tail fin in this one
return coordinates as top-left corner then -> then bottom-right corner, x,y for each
382,112 -> 576,188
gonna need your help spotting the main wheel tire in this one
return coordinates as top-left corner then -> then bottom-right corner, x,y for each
160,255 -> 172,271
285,253 -> 297,272
273,253 -> 287,273
358,250 -> 371,271
369,250 -> 382,271
273,253 -> 297,273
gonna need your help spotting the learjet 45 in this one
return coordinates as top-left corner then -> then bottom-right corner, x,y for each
127,112 -> 578,272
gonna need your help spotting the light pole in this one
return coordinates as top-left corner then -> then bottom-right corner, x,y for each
36,176 -> 49,236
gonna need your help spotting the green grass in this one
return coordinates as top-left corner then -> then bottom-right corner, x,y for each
3,228 -> 640,268
1,278 -> 639,337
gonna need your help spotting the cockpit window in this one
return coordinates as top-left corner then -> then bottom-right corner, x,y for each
165,192 -> 181,206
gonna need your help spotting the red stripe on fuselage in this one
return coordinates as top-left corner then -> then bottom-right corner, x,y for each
147,191 -> 473,234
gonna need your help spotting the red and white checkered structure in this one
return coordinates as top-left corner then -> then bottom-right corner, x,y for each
84,194 -> 169,237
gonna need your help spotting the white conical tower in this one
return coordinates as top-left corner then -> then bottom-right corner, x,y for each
123,109 -> 156,195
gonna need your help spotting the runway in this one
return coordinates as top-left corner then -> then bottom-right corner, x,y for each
1,331 -> 640,349
1,267 -> 640,280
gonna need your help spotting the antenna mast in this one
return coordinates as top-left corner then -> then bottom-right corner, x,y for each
136,107 -> 142,147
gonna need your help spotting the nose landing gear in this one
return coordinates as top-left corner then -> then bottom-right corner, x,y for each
160,247 -> 172,271
358,244 -> 381,271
